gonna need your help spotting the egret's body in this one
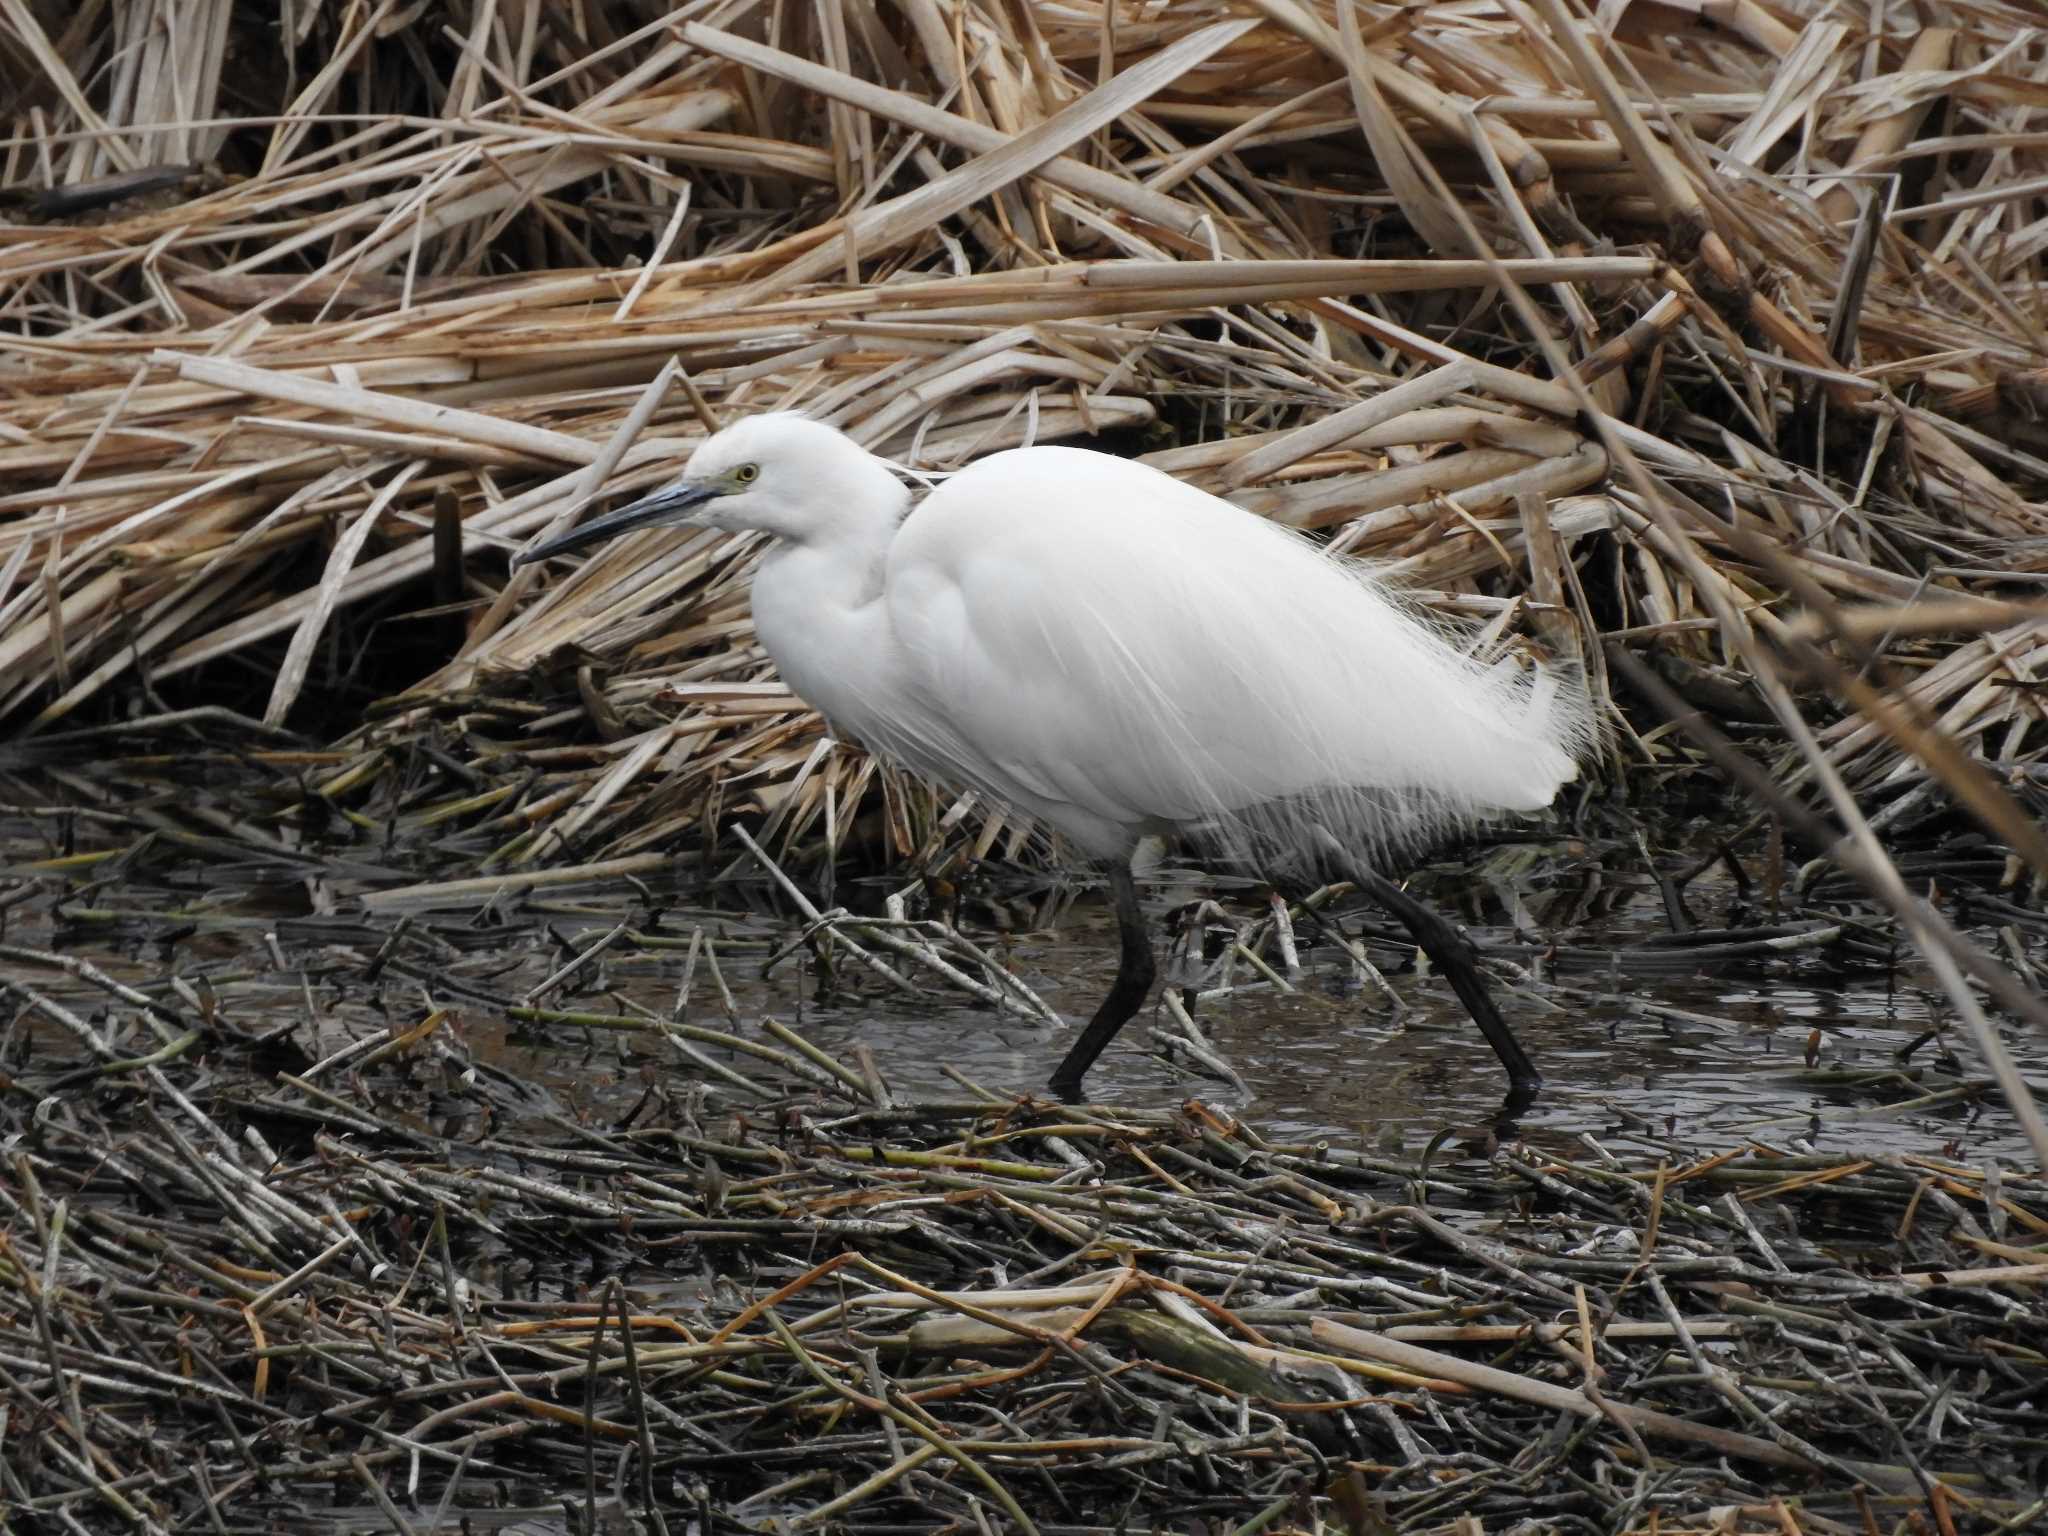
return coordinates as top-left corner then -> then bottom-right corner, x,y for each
522,413 -> 1590,1096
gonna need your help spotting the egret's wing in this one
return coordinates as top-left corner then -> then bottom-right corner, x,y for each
882,447 -> 1587,860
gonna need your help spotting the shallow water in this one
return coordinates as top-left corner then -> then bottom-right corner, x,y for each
498,861 -> 2045,1168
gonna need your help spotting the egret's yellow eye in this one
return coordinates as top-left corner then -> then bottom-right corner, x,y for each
733,463 -> 760,484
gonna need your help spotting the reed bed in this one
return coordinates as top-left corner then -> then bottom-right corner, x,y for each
2,1 -> 2044,874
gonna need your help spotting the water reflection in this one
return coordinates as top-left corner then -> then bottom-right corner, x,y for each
570,890 -> 2037,1167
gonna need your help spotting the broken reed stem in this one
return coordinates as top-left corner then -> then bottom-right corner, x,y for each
0,935 -> 2035,1531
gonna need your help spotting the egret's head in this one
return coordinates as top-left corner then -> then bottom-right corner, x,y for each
515,412 -> 900,566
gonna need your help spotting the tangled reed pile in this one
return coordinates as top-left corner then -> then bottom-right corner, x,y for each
2,0 -> 2045,876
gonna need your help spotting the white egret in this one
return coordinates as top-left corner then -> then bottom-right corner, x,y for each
519,413 -> 1591,1098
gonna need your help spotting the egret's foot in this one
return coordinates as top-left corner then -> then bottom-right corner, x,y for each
1493,1074 -> 1542,1138
1046,860 -> 1157,1099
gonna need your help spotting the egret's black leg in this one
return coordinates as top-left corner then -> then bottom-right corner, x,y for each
1308,828 -> 1540,1102
1356,868 -> 1542,1099
1049,862 -> 1155,1099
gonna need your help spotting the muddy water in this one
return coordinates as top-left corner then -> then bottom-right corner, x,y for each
6,815 -> 2041,1166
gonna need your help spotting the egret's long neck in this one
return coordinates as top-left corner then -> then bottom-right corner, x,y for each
747,462 -> 910,739
767,453 -> 907,599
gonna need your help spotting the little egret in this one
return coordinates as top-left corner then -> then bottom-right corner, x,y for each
519,413 -> 1590,1098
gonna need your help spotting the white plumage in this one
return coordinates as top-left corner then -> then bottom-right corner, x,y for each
521,410 -> 1592,1095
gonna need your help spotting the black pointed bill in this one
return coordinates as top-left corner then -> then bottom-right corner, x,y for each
514,480 -> 720,566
